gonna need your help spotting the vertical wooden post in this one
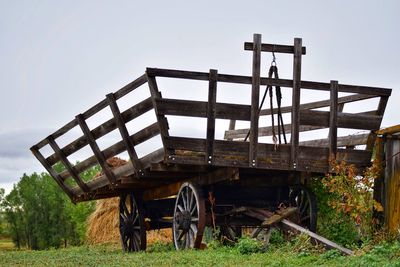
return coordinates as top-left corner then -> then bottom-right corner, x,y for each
107,93 -> 144,177
249,33 -> 261,167
206,69 -> 218,164
146,72 -> 171,154
47,136 -> 90,192
227,120 -> 236,141
290,38 -> 302,170
366,96 -> 389,151
76,114 -> 117,186
329,80 -> 338,163
30,145 -> 75,201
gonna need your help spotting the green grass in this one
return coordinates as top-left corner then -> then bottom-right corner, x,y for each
0,241 -> 399,267
0,237 -> 14,251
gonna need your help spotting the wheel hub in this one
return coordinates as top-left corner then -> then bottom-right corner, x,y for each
175,210 -> 192,230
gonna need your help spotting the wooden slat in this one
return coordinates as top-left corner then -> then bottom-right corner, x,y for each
146,73 -> 170,152
30,145 -> 75,200
300,110 -> 382,130
299,133 -> 369,147
156,98 -> 251,121
259,93 -> 375,116
107,93 -> 143,177
250,33 -> 261,167
366,95 -> 389,150
291,38 -> 302,169
227,120 -> 236,141
76,114 -> 117,186
244,42 -> 306,55
146,68 -> 209,81
35,119 -> 77,150
224,124 -> 322,140
47,136 -> 90,192
46,97 -> 153,166
206,69 -> 218,164
329,81 -> 338,158
114,73 -> 148,99
59,122 -> 160,180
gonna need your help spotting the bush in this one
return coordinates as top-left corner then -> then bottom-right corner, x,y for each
235,236 -> 263,254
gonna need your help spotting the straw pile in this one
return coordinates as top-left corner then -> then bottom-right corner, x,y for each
86,157 -> 172,245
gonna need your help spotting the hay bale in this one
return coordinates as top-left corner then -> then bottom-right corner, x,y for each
86,157 -> 172,246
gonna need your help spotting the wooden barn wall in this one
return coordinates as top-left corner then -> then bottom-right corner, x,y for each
385,137 -> 400,233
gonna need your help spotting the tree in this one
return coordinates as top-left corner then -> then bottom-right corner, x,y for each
1,164 -> 99,249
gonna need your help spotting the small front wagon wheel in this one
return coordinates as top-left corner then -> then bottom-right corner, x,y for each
289,186 -> 317,232
173,182 -> 206,250
119,193 -> 146,252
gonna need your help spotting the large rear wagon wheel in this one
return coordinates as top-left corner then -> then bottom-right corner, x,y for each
173,182 -> 206,250
289,186 -> 317,232
119,193 -> 146,252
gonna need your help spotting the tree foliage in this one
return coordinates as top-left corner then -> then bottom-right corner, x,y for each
0,164 -> 99,250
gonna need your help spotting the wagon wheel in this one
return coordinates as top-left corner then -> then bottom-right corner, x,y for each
173,182 -> 206,250
289,186 -> 317,232
119,193 -> 146,252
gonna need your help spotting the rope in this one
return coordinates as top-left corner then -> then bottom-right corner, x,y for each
244,57 -> 287,147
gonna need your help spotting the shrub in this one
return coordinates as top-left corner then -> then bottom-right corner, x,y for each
235,236 -> 263,254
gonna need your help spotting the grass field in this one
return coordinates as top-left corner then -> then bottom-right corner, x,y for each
0,241 -> 399,267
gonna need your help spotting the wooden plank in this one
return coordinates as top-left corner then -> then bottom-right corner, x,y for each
299,133 -> 369,147
249,33 -> 261,167
59,122 -> 160,180
35,119 -> 77,150
224,124 -> 322,140
76,114 -> 117,186
366,95 -> 389,150
206,69 -> 218,164
227,120 -> 236,141
291,38 -> 302,170
30,145 -> 75,200
114,73 -> 148,99
244,42 -> 306,55
146,73 -> 170,152
259,93 -> 375,116
47,136 -> 90,192
329,81 -> 338,158
281,219 -> 353,255
146,68 -> 209,81
46,97 -> 153,166
107,93 -> 143,177
156,98 -> 251,121
300,110 -> 382,130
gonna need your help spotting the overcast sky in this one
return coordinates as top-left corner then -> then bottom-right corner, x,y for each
1,0 -> 399,194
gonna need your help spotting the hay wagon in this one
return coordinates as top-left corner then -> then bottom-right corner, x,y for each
31,34 -> 391,252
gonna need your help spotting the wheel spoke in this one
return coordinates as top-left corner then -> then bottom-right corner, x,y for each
178,229 -> 186,241
191,216 -> 199,222
182,191 -> 187,210
177,204 -> 184,212
190,223 -> 198,235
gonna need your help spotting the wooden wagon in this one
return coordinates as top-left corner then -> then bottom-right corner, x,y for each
31,34 -> 391,251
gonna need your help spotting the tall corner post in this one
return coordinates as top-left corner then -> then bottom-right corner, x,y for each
206,69 -> 218,165
249,34 -> 261,167
329,80 -> 338,166
290,38 -> 302,170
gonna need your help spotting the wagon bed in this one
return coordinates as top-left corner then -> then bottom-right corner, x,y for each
31,35 -> 391,204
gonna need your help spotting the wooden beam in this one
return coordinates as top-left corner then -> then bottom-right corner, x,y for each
259,93 -> 375,116
244,42 -> 306,55
329,81 -> 338,159
300,110 -> 382,130
106,93 -> 143,177
299,133 -> 369,147
366,95 -> 389,150
59,122 -> 160,180
227,120 -> 236,141
46,97 -> 153,166
206,69 -> 218,164
30,146 -> 75,201
47,136 -> 90,192
76,114 -> 117,186
146,73 -> 170,153
291,38 -> 302,170
249,33 -> 261,167
281,219 -> 353,255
